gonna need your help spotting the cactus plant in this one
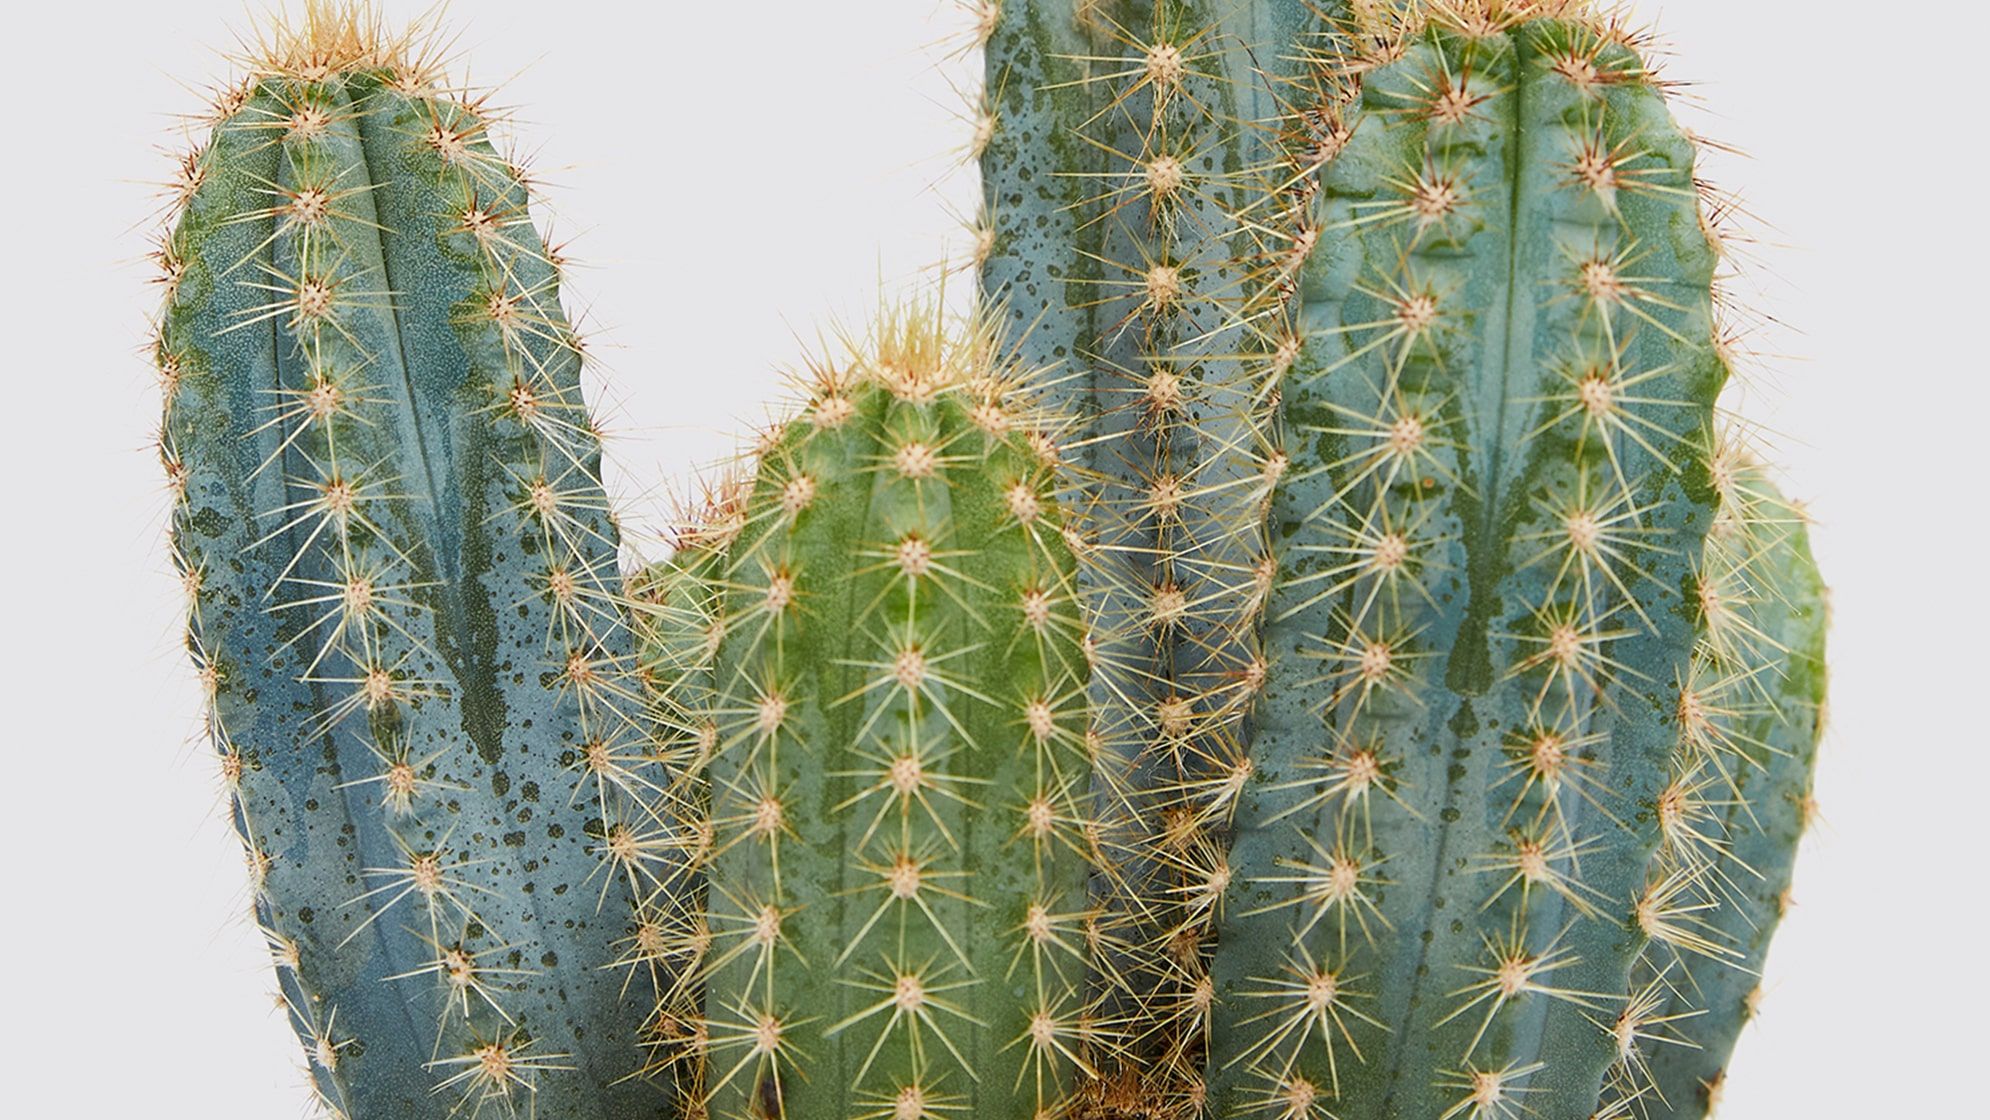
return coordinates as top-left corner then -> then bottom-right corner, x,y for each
152,3 -> 1826,1119
157,7 -> 676,1116
645,305 -> 1104,1120
976,2 -> 1829,1119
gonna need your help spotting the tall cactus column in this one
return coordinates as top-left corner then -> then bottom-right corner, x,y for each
1210,13 -> 1734,1120
158,13 -> 667,1117
978,2 -> 1329,1102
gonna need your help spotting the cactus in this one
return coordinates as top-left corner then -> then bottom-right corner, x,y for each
979,2 -> 1828,1118
156,7 -> 676,1116
658,306 -> 1101,1119
977,1 -> 1328,1102
150,4 -> 1827,1119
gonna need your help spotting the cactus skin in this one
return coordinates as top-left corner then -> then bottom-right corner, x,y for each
682,312 -> 1097,1120
1206,11 -> 1764,1120
1619,464 -> 1827,1118
158,13 -> 669,1117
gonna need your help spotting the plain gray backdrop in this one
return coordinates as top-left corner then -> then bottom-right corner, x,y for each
5,0 -> 1980,1114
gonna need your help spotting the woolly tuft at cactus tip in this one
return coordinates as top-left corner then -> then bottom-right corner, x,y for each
0,0 -> 1979,1117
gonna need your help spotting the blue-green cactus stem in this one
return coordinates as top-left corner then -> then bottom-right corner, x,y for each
979,3 -> 1336,1101
1209,13 -> 1730,1120
1610,460 -> 1828,1118
160,22 -> 668,1118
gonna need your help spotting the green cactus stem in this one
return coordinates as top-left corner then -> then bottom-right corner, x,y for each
675,306 -> 1099,1120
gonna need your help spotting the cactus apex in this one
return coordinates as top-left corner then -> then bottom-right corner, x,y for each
230,1 -> 450,85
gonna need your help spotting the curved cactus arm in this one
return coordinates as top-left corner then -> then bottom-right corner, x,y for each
159,13 -> 667,1117
1602,458 -> 1828,1118
1208,11 -> 1731,1120
680,309 -> 1097,1120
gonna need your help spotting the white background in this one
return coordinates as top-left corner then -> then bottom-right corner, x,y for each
4,0 -> 1981,1114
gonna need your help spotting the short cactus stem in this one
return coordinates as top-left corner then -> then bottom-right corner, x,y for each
680,305 -> 1101,1119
